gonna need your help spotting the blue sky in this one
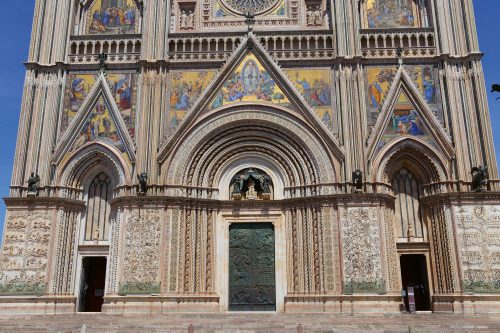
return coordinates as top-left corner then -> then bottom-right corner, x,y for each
0,1 -> 499,237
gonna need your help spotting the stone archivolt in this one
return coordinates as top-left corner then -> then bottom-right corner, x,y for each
0,0 -> 499,316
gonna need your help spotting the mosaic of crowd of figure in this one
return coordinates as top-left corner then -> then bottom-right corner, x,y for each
167,53 -> 335,133
86,0 -> 139,35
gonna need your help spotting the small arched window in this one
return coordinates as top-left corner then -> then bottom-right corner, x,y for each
85,173 -> 112,241
392,168 -> 424,240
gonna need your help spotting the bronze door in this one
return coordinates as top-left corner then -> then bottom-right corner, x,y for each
229,223 -> 276,311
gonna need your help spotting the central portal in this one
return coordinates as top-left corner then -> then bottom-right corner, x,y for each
229,223 -> 276,311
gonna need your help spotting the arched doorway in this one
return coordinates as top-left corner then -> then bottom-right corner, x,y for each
78,172 -> 113,312
227,168 -> 276,311
400,254 -> 431,312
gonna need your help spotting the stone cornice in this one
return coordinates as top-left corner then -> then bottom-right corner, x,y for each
421,191 -> 500,206
3,197 -> 86,210
21,52 -> 485,72
110,193 -> 395,209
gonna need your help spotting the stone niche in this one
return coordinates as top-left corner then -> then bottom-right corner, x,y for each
177,0 -> 197,31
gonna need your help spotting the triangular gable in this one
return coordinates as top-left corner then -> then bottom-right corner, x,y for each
367,66 -> 454,160
207,53 -> 291,110
158,33 -> 344,162
60,73 -> 137,141
53,74 -> 136,166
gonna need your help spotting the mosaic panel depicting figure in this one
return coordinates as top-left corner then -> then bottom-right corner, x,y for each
285,69 -> 335,131
86,0 -> 139,35
209,54 -> 290,111
213,0 -> 286,18
365,65 -> 442,128
168,70 -> 217,131
61,73 -> 137,140
375,91 -> 437,154
364,0 -> 431,29
69,96 -> 131,164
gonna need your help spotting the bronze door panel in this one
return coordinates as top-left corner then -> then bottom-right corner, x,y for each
229,223 -> 276,311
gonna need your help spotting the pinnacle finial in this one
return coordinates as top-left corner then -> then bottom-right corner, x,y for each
98,52 -> 108,74
396,47 -> 404,67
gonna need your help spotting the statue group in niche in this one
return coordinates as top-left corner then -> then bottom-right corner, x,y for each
306,6 -> 326,27
231,168 -> 272,200
180,10 -> 196,30
89,0 -> 137,34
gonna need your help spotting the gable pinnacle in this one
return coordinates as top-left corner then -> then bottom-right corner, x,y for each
244,12 -> 256,34
98,52 -> 108,74
397,47 -> 404,67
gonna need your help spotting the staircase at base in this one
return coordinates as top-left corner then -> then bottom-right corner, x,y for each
0,313 -> 499,333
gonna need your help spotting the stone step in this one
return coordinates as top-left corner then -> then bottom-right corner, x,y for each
0,314 -> 499,333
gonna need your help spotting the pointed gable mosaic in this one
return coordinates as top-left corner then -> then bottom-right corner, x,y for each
69,96 -> 132,164
365,65 -> 443,131
375,91 -> 436,154
168,70 -> 217,131
61,73 -> 137,140
85,0 -> 139,35
209,53 -> 290,111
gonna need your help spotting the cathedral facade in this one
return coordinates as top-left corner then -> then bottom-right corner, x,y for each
0,0 -> 499,315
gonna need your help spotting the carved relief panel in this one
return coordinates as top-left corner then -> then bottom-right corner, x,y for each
0,210 -> 53,295
455,205 -> 500,293
340,207 -> 384,293
119,209 -> 162,294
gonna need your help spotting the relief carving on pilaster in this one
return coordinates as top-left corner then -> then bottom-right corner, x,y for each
321,206 -> 337,292
107,208 -> 122,294
382,206 -> 400,293
455,205 -> 500,293
0,210 -> 52,295
168,209 -> 180,292
119,209 -> 161,295
341,207 -> 384,293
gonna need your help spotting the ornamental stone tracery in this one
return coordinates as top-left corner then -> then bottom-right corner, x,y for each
220,0 -> 280,16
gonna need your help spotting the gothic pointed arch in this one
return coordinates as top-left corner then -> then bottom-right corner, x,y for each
164,104 -> 340,198
372,137 -> 449,186
159,32 -> 344,163
58,142 -> 131,194
367,66 -> 454,163
53,73 -> 136,168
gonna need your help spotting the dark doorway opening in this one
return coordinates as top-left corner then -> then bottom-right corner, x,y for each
79,257 -> 107,312
229,223 -> 276,311
400,254 -> 431,312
